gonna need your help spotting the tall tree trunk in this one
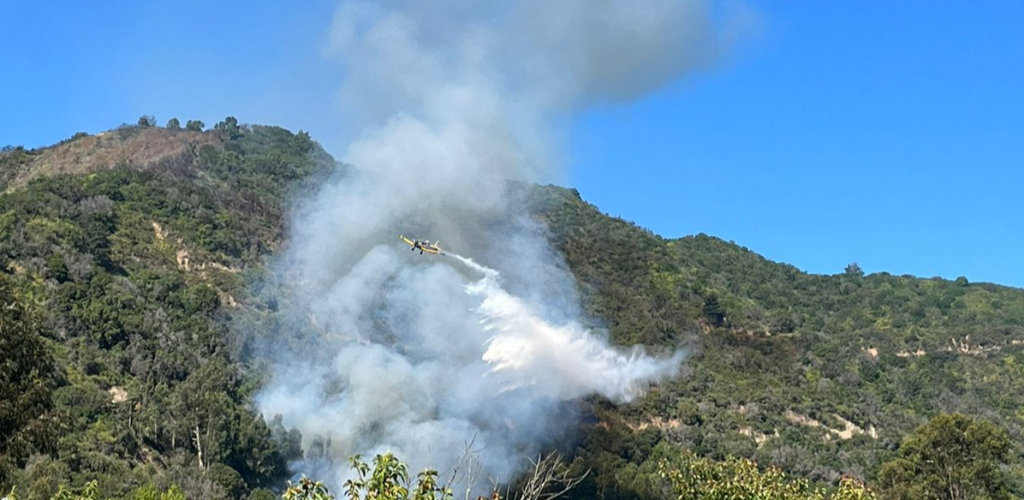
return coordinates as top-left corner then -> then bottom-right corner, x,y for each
193,425 -> 205,470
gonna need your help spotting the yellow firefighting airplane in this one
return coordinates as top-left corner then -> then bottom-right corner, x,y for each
399,235 -> 444,255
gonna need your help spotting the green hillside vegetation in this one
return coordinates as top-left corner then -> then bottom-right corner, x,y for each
527,186 -> 1024,498
3,121 -> 1023,499
0,120 -> 331,499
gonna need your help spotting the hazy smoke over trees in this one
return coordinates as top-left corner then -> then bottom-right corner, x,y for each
256,0 -> 739,488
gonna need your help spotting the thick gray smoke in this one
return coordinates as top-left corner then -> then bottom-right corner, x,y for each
257,0 -> 736,489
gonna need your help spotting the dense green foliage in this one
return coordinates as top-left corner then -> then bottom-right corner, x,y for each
0,275 -> 60,486
877,413 -> 1011,500
7,479 -> 186,500
0,123 -> 332,498
526,186 -> 1024,498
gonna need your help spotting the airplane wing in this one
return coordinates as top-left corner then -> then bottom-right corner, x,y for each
399,235 -> 445,255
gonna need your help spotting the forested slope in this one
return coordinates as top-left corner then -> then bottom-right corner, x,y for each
0,121 -> 332,499
3,123 -> 1022,499
527,186 -> 1024,498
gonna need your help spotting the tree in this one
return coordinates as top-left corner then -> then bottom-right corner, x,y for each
214,116 -> 242,140
702,293 -> 725,327
844,263 -> 864,277
877,413 -> 1011,500
138,115 -> 156,127
206,463 -> 245,499
185,120 -> 205,132
167,118 -> 181,130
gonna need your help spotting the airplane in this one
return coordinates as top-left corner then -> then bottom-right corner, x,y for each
399,235 -> 444,255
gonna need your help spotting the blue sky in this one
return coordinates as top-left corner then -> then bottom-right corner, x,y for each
3,2 -> 1022,286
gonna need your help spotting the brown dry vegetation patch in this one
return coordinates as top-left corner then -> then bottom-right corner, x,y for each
4,127 -> 221,192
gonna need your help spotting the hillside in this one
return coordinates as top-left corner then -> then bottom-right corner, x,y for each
0,121 -> 333,499
3,123 -> 1023,499
528,186 -> 1024,498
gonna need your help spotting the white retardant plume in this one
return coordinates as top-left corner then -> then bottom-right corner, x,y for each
457,254 -> 686,402
256,0 -> 744,491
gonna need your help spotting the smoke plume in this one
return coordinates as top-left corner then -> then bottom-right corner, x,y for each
257,0 -> 736,489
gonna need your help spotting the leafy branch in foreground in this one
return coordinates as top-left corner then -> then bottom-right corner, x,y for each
284,453 -> 453,500
284,452 -> 587,500
658,450 -> 875,500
